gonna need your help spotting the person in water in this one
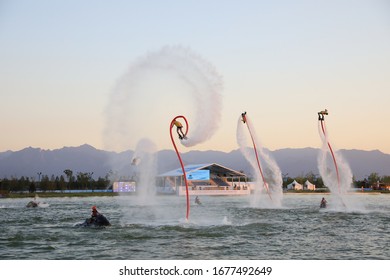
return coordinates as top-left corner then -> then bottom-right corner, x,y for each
195,196 -> 201,205
172,120 -> 186,139
87,205 -> 111,226
318,109 -> 328,121
78,205 -> 110,227
89,205 -> 99,223
320,197 -> 327,208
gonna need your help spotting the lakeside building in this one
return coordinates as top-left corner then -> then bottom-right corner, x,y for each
112,181 -> 136,193
287,180 -> 316,191
304,180 -> 316,191
287,180 -> 303,190
156,163 -> 250,196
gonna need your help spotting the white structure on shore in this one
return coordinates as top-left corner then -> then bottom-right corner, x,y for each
287,180 -> 303,190
287,180 -> 316,191
304,180 -> 316,191
156,163 -> 250,196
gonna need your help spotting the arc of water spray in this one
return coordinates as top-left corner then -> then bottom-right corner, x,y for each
318,110 -> 341,194
103,46 -> 223,153
241,112 -> 272,200
170,115 -> 190,220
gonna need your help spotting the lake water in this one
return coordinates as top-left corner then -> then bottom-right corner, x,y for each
1,193 -> 389,260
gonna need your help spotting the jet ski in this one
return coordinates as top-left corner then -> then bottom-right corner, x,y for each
26,201 -> 39,208
26,200 -> 49,208
76,214 -> 111,227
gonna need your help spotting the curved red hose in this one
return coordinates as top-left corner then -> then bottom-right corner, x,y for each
170,116 -> 190,220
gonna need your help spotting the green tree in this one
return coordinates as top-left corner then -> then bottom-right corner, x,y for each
96,177 -> 110,190
55,175 -> 67,192
305,172 -> 317,183
367,172 -> 380,186
40,175 -> 50,192
29,181 -> 36,193
47,175 -> 56,191
76,172 -> 94,190
380,175 -> 390,185
64,169 -> 73,190
0,178 -> 10,193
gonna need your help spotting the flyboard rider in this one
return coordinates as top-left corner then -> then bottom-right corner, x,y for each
320,197 -> 327,208
172,120 -> 186,140
318,109 -> 328,121
241,112 -> 247,123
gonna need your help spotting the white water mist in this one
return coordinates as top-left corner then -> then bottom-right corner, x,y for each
236,115 -> 283,208
132,138 -> 158,203
103,45 -> 223,152
317,121 -> 358,210
103,46 -> 223,222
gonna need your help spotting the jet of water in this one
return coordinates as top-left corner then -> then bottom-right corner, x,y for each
104,46 -> 223,222
236,114 -> 283,208
317,118 -> 356,210
132,138 -> 158,202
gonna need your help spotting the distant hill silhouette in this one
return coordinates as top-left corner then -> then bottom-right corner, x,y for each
0,144 -> 389,180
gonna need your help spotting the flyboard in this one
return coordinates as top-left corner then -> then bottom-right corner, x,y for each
241,112 -> 272,201
170,115 -> 190,220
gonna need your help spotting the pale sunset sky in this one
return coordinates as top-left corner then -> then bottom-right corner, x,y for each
1,0 -> 389,153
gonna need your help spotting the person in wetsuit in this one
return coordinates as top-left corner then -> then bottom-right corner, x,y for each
172,120 -> 186,139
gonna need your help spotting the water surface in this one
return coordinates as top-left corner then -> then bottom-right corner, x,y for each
1,194 -> 389,259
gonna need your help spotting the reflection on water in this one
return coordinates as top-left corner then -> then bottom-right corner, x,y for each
0,194 -> 389,259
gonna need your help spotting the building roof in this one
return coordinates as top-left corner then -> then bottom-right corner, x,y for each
304,180 -> 315,186
287,180 -> 302,187
157,163 -> 246,178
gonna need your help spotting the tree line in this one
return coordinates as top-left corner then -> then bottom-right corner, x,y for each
1,170 -> 389,195
0,169 -> 112,194
282,171 -> 390,190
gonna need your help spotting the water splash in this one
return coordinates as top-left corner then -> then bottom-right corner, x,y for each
317,119 -> 356,210
236,115 -> 283,207
132,138 -> 158,201
103,45 -> 223,153
103,46 -> 223,221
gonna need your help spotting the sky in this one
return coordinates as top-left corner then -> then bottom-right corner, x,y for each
1,0 -> 389,154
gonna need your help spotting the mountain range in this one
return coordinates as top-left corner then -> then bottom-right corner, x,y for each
1,144 -> 389,180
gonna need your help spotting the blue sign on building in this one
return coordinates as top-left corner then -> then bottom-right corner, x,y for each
186,170 -> 210,180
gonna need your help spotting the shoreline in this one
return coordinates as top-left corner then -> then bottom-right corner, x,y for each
283,191 -> 385,195
1,190 -> 389,199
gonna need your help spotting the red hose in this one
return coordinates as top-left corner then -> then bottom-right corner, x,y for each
170,116 -> 190,220
320,119 -> 341,194
245,116 -> 272,200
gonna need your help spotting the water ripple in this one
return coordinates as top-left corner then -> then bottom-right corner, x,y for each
1,194 -> 389,259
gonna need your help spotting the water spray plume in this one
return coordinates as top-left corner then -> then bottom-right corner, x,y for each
241,112 -> 271,200
133,138 -> 158,202
317,109 -> 352,209
237,112 -> 283,207
103,46 -> 223,222
170,115 -> 190,220
103,45 -> 223,152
